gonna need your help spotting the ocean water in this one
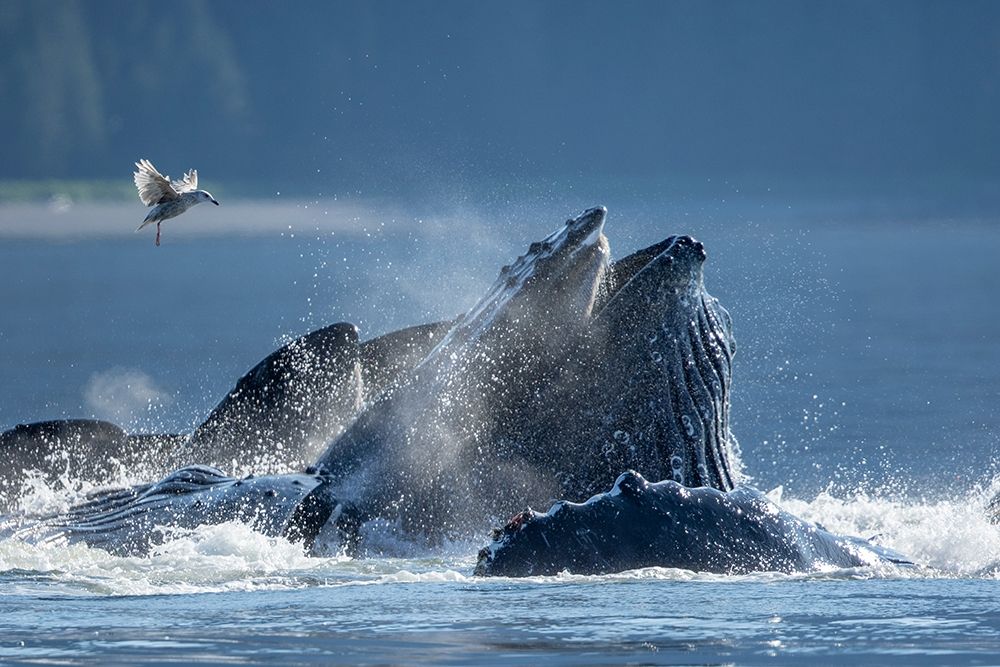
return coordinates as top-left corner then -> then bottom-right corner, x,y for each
1,197 -> 1000,664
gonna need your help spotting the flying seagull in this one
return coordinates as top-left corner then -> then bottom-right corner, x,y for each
133,159 -> 219,246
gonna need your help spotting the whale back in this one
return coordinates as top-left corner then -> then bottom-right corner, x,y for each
474,471 -> 912,577
189,322 -> 363,473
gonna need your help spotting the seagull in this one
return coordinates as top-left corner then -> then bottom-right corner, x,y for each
133,159 -> 219,246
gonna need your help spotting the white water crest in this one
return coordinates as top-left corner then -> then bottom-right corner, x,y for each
772,484 -> 1000,577
4,467 -> 999,599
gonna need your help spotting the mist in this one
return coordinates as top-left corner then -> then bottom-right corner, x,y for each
83,367 -> 172,430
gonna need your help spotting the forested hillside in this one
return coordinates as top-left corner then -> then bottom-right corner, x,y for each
2,1 -> 999,197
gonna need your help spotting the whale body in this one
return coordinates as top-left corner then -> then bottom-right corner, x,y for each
474,470 -> 912,577
2,205 -> 913,575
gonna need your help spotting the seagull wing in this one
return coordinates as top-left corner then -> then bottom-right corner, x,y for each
134,159 -> 179,206
172,169 -> 199,194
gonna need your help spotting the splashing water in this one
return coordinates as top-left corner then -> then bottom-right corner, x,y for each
4,465 -> 1000,601
774,484 -> 1000,576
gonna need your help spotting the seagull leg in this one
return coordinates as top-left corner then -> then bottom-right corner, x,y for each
155,223 -> 161,247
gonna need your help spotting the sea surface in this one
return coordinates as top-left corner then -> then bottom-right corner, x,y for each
1,195 -> 999,665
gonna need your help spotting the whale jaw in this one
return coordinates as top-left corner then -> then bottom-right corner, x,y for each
430,206 -> 609,357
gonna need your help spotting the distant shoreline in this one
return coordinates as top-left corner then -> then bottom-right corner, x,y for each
0,198 -> 427,240
0,180 -> 134,204
2,185 -> 998,241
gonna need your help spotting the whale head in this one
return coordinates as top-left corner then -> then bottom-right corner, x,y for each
314,207 -> 611,537
597,235 -> 708,316
586,233 -> 739,492
431,205 -> 610,358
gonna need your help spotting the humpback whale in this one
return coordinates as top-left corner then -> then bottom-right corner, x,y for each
0,319 -> 454,509
8,207 -> 617,552
189,322 -> 364,471
2,205 -> 913,575
29,465 -> 353,556
190,318 -> 459,472
505,233 -> 740,499
307,208 -> 740,539
474,470 -> 912,577
310,206 -> 614,535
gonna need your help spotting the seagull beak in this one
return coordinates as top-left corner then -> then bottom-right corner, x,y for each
212,198 -> 220,205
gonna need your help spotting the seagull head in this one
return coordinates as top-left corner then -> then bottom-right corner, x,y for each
194,190 -> 220,206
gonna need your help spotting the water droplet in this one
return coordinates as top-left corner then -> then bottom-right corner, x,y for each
681,414 -> 695,437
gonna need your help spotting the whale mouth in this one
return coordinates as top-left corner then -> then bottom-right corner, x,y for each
508,205 -> 608,290
559,205 -> 606,249
427,206 -> 609,356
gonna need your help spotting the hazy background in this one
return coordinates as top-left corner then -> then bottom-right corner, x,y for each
2,0 -> 999,204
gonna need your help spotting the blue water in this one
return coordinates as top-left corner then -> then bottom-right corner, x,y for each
4,573 -> 1000,665
2,198 -> 1000,664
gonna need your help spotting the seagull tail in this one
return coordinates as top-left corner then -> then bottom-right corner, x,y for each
136,207 -> 159,231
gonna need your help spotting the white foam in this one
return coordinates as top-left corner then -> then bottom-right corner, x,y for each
5,456 -> 1000,596
3,487 -> 994,597
12,463 -> 147,517
774,486 -> 1000,576
0,521 -> 350,596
